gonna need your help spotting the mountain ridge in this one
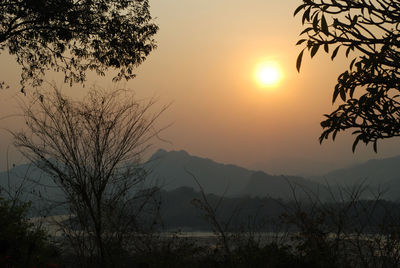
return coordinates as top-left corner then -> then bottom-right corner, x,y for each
2,148 -> 400,202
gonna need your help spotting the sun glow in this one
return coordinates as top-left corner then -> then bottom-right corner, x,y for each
254,61 -> 283,88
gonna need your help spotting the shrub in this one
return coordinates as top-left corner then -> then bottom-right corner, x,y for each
0,197 -> 60,267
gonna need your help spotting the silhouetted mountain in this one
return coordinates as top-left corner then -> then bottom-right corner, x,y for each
251,157 -> 346,177
0,163 -> 65,215
146,149 -> 324,199
242,171 -> 323,199
8,148 -> 400,205
310,155 -> 400,200
0,163 -> 61,199
146,149 -> 253,196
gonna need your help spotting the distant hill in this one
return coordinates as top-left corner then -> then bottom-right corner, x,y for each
145,149 -> 253,196
7,148 -> 400,203
251,157 -> 346,177
0,163 -> 62,200
0,163 -> 65,215
309,155 -> 400,200
146,149 -> 324,199
242,171 -> 324,199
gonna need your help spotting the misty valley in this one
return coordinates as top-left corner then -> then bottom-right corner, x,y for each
3,149 -> 400,267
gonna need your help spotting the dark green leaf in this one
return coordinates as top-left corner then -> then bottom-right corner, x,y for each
296,50 -> 304,72
349,57 -> 356,70
332,130 -> 338,140
345,46 -> 353,57
324,43 -> 329,53
321,120 -> 329,128
331,46 -> 340,60
352,135 -> 361,152
312,14 -> 319,32
302,7 -> 311,24
350,86 -> 356,98
340,87 -> 346,101
296,39 -> 307,45
310,44 -> 320,58
351,15 -> 358,26
321,15 -> 329,35
294,4 -> 307,17
346,47 -> 351,58
333,84 -> 340,103
300,27 -> 313,35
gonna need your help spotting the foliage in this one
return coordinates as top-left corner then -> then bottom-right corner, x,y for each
125,232 -> 302,268
0,0 -> 158,91
0,197 -> 59,267
295,0 -> 400,152
281,184 -> 400,268
12,87 -> 166,268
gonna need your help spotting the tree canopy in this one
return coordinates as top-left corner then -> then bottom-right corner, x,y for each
295,0 -> 400,152
0,0 -> 158,91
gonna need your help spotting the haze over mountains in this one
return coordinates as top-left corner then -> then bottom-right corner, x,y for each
146,149 -> 400,200
146,149 -> 328,198
146,149 -> 253,195
1,149 -> 400,202
309,155 -> 400,200
250,156 -> 349,177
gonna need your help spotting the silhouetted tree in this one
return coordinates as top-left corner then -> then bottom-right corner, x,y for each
0,0 -> 158,91
295,0 -> 400,152
12,87 -> 166,267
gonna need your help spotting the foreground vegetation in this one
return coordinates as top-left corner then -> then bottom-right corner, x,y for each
2,183 -> 400,268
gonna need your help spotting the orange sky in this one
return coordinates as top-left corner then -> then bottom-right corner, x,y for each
1,0 -> 400,175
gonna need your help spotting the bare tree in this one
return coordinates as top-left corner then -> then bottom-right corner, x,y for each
12,87 -> 166,267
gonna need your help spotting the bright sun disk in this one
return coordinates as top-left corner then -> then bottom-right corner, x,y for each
255,62 -> 282,88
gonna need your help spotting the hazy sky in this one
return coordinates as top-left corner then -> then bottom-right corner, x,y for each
1,0 -> 400,175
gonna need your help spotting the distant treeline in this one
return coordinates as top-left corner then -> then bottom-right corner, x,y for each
143,186 -> 400,233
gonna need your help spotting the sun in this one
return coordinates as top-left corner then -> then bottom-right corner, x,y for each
254,61 -> 283,88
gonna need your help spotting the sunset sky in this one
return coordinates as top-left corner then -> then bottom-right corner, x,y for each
1,0 -> 400,175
